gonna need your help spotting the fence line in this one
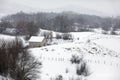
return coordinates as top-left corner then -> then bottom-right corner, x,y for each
85,58 -> 120,68
39,56 -> 120,68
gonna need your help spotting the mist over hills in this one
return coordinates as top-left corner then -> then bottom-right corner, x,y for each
45,5 -> 110,17
0,4 -> 118,18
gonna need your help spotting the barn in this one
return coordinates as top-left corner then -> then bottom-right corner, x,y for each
29,36 -> 47,47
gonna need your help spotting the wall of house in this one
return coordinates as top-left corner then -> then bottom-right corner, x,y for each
29,42 -> 42,47
29,39 -> 48,48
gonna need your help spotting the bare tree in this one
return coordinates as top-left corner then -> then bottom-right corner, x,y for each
0,37 -> 41,80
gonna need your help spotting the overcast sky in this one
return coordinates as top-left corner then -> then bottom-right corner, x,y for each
0,0 -> 120,17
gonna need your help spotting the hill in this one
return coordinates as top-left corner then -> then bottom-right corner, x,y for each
1,11 -> 120,33
29,31 -> 120,80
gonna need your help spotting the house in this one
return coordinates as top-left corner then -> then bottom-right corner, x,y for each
29,36 -> 47,47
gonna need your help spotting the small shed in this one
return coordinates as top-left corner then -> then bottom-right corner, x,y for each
29,36 -> 47,47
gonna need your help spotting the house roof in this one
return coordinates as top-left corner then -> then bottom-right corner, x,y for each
29,36 -> 44,42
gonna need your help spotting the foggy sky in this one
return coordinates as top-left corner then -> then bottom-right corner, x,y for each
0,0 -> 120,17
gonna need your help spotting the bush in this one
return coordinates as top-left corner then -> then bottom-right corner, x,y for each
0,37 -> 41,80
56,34 -> 62,39
110,31 -> 117,35
78,28 -> 90,32
70,55 -> 91,78
76,62 -> 91,76
102,31 -> 108,34
62,33 -> 72,40
55,75 -> 63,80
70,55 -> 83,64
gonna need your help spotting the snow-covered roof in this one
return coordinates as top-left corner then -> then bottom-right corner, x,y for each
29,36 -> 44,42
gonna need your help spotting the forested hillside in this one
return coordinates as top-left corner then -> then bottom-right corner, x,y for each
1,11 -> 120,33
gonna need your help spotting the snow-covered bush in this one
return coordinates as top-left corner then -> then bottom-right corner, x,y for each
65,68 -> 69,73
55,75 -> 63,80
56,34 -> 62,39
76,62 -> 91,77
62,33 -> 72,40
70,55 -> 91,80
110,31 -> 117,35
102,31 -> 108,34
70,55 -> 83,64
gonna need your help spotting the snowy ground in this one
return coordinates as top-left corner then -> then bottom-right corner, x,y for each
0,32 -> 120,80
0,34 -> 28,47
29,32 -> 120,80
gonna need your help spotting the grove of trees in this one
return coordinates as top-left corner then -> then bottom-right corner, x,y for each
16,21 -> 39,36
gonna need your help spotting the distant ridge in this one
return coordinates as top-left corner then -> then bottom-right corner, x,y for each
41,5 -> 110,17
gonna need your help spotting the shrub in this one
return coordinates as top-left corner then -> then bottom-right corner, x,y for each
65,68 -> 69,73
55,75 -> 63,80
56,34 -> 62,39
78,28 -> 90,32
110,31 -> 117,35
76,62 -> 91,76
70,55 -> 83,64
70,55 -> 91,79
102,31 -> 108,34
62,33 -> 72,40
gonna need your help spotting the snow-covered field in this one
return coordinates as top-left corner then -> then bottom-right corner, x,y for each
30,32 -> 120,80
0,31 -> 120,80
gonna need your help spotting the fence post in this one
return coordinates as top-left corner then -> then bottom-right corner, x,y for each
104,61 -> 106,64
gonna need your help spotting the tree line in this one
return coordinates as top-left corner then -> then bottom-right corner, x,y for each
0,11 -> 120,35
